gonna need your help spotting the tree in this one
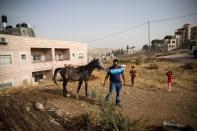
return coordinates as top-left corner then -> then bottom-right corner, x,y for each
151,39 -> 163,52
151,39 -> 163,47
142,44 -> 149,50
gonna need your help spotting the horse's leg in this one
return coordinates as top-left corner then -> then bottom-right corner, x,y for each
76,80 -> 83,99
85,81 -> 89,97
63,79 -> 69,97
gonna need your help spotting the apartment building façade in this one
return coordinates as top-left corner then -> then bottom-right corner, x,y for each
0,34 -> 87,88
154,24 -> 197,52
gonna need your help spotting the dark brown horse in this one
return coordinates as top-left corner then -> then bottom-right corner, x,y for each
52,59 -> 104,98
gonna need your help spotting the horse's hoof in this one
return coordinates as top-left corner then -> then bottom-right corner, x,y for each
66,94 -> 70,97
63,93 -> 70,97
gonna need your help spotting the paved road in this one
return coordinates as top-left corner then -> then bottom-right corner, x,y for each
157,53 -> 196,63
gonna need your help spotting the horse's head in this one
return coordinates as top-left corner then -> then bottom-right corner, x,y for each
92,59 -> 105,70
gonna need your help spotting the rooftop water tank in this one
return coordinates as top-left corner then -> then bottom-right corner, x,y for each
1,15 -> 7,23
5,25 -> 13,29
21,23 -> 28,28
16,23 -> 21,27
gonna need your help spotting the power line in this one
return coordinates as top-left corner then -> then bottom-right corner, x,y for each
150,13 -> 197,23
86,13 -> 197,43
86,22 -> 147,43
148,20 -> 151,51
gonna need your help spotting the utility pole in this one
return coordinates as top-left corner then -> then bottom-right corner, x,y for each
148,20 -> 151,53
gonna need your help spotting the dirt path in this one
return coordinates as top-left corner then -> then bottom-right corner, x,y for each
121,84 -> 197,129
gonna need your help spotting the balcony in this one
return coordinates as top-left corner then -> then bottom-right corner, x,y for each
31,48 -> 53,63
31,48 -> 53,72
55,48 -> 70,61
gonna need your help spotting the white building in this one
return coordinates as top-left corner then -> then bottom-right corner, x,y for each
162,36 -> 177,52
125,47 -> 136,54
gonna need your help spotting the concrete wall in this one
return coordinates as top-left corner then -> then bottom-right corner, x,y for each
0,27 -> 36,37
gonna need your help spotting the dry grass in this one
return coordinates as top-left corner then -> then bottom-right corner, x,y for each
1,58 -> 197,130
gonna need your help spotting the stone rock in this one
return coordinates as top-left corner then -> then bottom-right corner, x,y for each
34,102 -> 45,111
66,111 -> 71,116
55,110 -> 63,117
26,106 -> 30,111
124,91 -> 130,94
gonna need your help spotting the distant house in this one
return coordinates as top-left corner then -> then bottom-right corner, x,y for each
175,24 -> 191,48
125,46 -> 136,54
0,34 -> 87,88
175,24 -> 197,49
105,52 -> 114,58
190,26 -> 197,48
152,24 -> 197,52
191,26 -> 197,42
162,36 -> 177,52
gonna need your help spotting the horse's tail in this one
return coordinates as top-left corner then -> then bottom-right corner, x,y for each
52,67 -> 64,85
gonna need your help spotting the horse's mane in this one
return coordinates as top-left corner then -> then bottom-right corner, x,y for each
75,60 -> 94,72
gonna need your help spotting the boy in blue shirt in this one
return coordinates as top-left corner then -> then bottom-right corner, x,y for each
103,59 -> 125,106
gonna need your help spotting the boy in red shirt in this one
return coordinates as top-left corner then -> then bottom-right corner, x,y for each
166,71 -> 173,91
129,66 -> 137,87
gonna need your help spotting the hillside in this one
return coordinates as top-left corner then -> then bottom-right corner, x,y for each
0,56 -> 197,130
88,48 -> 115,58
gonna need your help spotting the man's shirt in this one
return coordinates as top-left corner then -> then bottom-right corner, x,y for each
108,66 -> 124,83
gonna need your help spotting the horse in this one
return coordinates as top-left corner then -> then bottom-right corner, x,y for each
52,59 -> 105,99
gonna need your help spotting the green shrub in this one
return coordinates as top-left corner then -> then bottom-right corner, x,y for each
83,89 -> 135,130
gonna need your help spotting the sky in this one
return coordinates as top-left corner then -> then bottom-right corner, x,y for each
0,0 -> 197,49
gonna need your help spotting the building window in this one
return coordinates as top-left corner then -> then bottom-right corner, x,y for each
33,55 -> 42,62
20,52 -> 27,61
20,54 -> 27,61
72,53 -> 76,57
34,74 -> 43,82
169,45 -> 171,48
79,53 -> 84,59
0,82 -> 12,88
172,41 -> 175,43
21,54 -> 26,60
0,37 -> 8,45
0,55 -> 12,65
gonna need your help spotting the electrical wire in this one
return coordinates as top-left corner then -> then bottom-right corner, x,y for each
86,13 -> 197,43
150,13 -> 197,23
86,22 -> 147,43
